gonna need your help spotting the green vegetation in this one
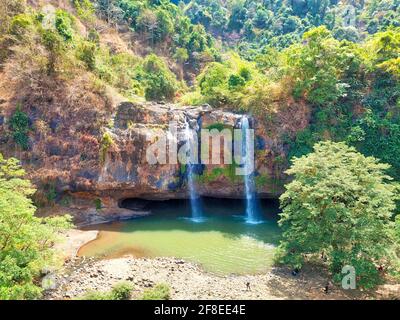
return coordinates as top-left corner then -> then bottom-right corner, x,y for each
196,164 -> 240,184
255,174 -> 269,188
141,283 -> 171,300
44,183 -> 57,205
137,54 -> 180,101
94,198 -> 102,210
278,141 -> 400,289
0,153 -> 71,299
205,122 -> 230,131
96,0 -> 219,71
79,282 -> 133,300
184,0 -> 400,53
74,0 -> 95,23
100,132 -> 114,163
9,106 -> 30,150
1,0 -> 400,296
79,282 -> 170,300
182,53 -> 265,111
1,3 -> 180,101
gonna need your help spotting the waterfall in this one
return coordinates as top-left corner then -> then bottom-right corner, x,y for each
184,119 -> 203,222
241,116 -> 260,224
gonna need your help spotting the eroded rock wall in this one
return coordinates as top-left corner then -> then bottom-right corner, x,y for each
1,97 -> 310,222
95,102 -> 287,203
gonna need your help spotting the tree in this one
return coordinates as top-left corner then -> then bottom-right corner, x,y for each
278,141 -> 399,288
227,1 -> 247,32
173,47 -> 189,80
137,8 -> 158,45
154,8 -> 174,42
0,154 -> 71,299
197,62 -> 229,104
41,29 -> 64,75
138,54 -> 179,101
284,26 -> 352,106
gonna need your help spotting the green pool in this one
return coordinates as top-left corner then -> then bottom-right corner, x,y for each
79,199 -> 281,275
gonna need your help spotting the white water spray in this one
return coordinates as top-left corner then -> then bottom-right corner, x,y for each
241,116 -> 261,224
184,119 -> 203,222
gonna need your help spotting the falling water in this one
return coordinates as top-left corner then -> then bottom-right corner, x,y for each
241,116 -> 260,224
184,119 -> 203,222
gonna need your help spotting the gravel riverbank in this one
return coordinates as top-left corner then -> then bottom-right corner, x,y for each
44,230 -> 397,300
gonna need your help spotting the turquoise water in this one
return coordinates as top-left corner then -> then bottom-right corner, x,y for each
79,199 -> 281,275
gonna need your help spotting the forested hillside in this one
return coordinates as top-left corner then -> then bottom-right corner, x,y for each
1,0 -> 400,299
184,0 -> 400,53
0,0 -> 399,181
0,0 -> 399,183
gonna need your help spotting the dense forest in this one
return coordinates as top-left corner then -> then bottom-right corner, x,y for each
0,0 -> 400,299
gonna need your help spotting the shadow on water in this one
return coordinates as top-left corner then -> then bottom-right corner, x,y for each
80,197 -> 282,275
89,198 -> 281,244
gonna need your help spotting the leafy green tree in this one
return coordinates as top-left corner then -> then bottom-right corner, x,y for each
0,154 -> 71,299
278,141 -> 399,288
253,7 -> 272,29
228,74 -> 245,90
285,26 -> 351,106
154,8 -> 174,42
228,1 -> 247,32
197,62 -> 229,104
137,54 -> 179,101
174,47 -> 189,64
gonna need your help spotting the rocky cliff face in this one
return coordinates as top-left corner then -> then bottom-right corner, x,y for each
96,101 -> 287,199
1,94 -> 308,224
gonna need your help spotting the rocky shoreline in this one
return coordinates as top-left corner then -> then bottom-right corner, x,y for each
45,256 -> 378,300
43,230 -> 398,300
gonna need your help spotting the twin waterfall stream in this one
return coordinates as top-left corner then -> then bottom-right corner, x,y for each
184,115 -> 261,224
79,116 -> 277,275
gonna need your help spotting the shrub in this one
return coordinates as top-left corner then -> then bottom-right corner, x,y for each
9,106 -> 30,150
100,132 -> 114,163
79,282 -> 133,300
228,74 -> 246,90
45,183 -> 57,204
110,282 -> 133,300
141,283 -> 170,300
9,14 -> 33,39
55,10 -> 74,41
74,0 -> 95,23
77,41 -> 97,70
40,29 -> 64,74
94,198 -> 102,210
79,291 -> 110,300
